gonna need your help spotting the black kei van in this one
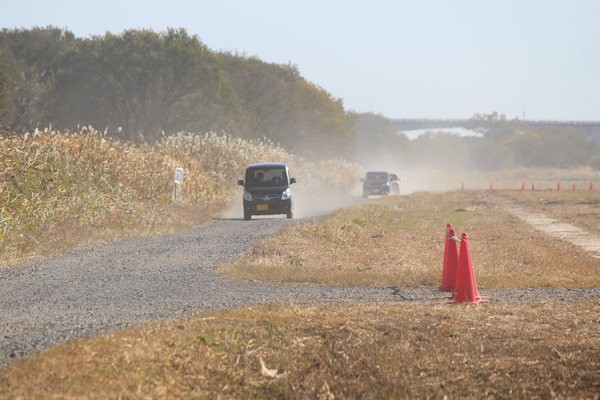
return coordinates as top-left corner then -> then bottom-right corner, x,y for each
237,163 -> 297,220
362,170 -> 391,197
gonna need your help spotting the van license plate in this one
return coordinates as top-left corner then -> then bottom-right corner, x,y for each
257,204 -> 269,211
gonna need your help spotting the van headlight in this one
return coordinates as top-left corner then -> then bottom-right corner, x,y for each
281,188 -> 291,200
243,190 -> 253,201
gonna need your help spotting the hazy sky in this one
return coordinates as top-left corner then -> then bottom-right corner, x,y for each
2,0 -> 599,120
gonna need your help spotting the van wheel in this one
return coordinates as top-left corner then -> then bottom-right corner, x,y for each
244,212 -> 251,220
286,211 -> 293,219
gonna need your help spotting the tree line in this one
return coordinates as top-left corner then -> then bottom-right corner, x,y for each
354,112 -> 600,170
0,27 -> 354,159
1,27 -> 598,169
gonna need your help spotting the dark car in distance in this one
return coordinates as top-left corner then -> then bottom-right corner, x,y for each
362,171 -> 391,197
237,162 -> 296,220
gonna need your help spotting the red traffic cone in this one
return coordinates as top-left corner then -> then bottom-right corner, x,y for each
442,224 -> 452,267
440,225 -> 459,292
454,233 -> 485,304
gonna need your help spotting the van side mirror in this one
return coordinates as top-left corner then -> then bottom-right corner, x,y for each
237,179 -> 244,186
290,177 -> 297,184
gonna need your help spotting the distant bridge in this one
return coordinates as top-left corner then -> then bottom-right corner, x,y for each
391,118 -> 600,141
392,118 -> 600,130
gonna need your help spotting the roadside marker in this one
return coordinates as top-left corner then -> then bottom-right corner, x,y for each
454,233 -> 487,304
440,224 -> 459,292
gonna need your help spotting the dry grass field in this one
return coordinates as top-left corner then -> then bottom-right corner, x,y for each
1,301 -> 598,399
1,190 -> 599,399
223,190 -> 600,288
0,130 -> 360,269
493,189 -> 600,237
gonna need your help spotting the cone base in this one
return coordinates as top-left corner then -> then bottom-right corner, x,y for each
453,295 -> 489,304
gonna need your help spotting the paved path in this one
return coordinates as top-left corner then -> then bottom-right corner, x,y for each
496,199 -> 600,259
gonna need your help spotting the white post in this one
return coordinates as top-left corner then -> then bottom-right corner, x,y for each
174,168 -> 184,202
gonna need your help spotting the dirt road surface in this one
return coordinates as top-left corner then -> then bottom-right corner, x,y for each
2,213 -> 600,366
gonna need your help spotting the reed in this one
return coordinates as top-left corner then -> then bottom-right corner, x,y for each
0,128 -> 359,268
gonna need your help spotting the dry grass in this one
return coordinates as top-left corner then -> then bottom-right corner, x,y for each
1,300 -> 598,399
0,129 -> 360,269
448,166 -> 599,192
223,191 -> 600,288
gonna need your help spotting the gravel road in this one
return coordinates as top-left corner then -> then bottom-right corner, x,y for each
1,216 -> 599,366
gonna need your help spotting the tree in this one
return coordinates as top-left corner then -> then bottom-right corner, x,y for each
218,53 -> 355,158
466,112 -> 525,141
353,112 -> 409,167
1,27 -> 357,159
0,27 -> 77,131
0,51 -> 13,131
503,127 -> 598,168
47,29 -> 229,141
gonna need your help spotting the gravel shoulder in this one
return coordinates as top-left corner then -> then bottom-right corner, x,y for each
2,215 -> 599,366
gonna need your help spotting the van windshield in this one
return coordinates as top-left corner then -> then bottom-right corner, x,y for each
366,172 -> 389,181
246,167 -> 288,187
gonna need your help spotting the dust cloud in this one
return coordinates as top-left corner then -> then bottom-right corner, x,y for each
220,154 -> 469,221
356,155 -> 466,195
220,179 -> 363,220
220,169 -> 460,222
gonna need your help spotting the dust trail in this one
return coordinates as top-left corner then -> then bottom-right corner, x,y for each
221,185 -> 364,220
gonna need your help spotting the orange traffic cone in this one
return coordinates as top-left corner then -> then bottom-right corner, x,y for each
442,224 -> 451,267
454,233 -> 485,303
440,225 -> 459,292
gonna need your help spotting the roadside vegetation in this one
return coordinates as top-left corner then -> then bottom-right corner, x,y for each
0,27 -> 355,159
0,129 -> 359,268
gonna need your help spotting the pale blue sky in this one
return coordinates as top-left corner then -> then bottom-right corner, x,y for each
2,0 -> 599,120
